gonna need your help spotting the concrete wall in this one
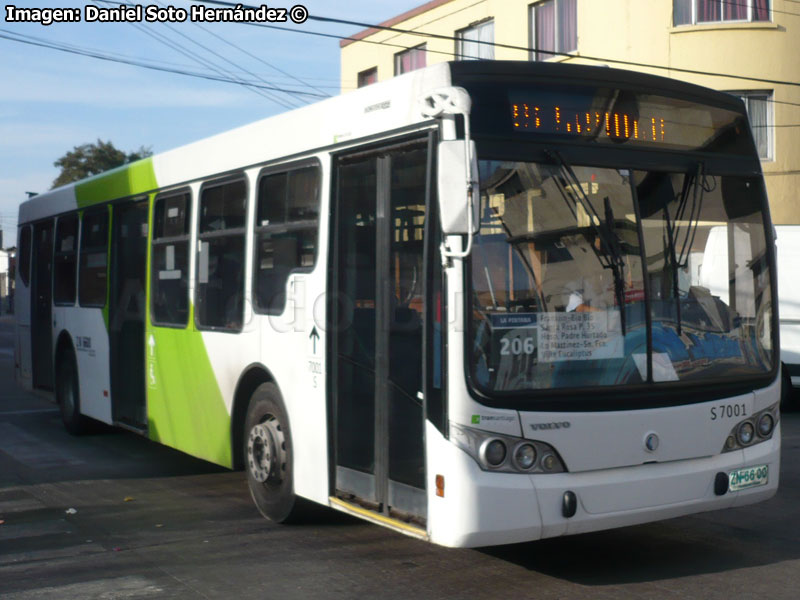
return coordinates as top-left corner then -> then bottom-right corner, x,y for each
341,0 -> 800,224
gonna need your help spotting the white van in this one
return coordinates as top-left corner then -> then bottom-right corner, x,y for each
701,224 -> 799,408
775,225 -> 800,402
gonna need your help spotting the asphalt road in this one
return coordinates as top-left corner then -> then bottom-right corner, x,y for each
1,314 -> 799,599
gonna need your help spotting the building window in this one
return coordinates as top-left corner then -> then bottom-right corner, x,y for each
395,44 -> 427,75
196,178 -> 247,331
79,209 -> 109,307
254,164 -> 320,315
531,0 -> 577,61
674,0 -> 770,26
731,91 -> 773,160
151,190 -> 191,327
54,214 -> 78,305
358,67 -> 377,88
456,19 -> 494,60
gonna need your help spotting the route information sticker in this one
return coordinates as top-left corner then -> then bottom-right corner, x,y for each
538,311 -> 623,362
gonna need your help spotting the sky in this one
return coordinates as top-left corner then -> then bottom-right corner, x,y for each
0,0 -> 426,247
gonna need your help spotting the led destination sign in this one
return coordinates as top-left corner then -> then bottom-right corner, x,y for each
512,103 -> 666,142
507,88 -> 745,151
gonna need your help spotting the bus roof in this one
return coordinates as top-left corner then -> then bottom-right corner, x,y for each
18,61 -> 453,223
18,60 -> 746,224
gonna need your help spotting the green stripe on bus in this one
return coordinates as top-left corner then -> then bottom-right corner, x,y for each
142,190 -> 232,468
145,326 -> 232,468
75,158 -> 157,208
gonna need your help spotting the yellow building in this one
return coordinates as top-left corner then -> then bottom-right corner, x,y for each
340,0 -> 800,224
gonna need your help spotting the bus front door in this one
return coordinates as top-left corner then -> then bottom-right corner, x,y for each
31,219 -> 54,390
109,199 -> 149,430
331,138 -> 430,525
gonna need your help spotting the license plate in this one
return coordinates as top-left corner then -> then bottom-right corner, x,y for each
729,465 -> 769,492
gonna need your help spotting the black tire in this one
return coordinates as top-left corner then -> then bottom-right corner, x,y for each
244,383 -> 300,523
56,350 -> 89,435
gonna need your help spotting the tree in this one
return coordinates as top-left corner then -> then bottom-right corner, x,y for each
51,139 -> 152,189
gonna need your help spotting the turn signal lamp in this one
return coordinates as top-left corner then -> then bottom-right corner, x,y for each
542,454 -> 558,472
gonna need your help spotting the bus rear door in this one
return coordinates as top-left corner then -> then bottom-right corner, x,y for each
109,199 -> 149,429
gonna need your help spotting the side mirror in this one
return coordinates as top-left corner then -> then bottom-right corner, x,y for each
437,140 -> 479,235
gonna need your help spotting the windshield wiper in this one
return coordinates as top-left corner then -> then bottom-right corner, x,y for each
662,209 -> 683,336
546,150 -> 627,334
663,163 -> 705,336
673,163 -> 705,267
475,233 -> 499,309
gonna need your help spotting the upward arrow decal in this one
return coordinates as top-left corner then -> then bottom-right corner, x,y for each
309,326 -> 320,354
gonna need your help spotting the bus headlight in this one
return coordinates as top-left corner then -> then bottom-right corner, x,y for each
757,413 -> 774,437
722,403 -> 779,453
451,422 -> 566,474
513,443 -> 537,471
482,439 -> 507,467
737,422 -> 755,446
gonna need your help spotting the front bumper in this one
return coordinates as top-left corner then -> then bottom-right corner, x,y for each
426,423 -> 780,547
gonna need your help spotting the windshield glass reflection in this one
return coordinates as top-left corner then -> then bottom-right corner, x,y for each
468,159 -> 774,395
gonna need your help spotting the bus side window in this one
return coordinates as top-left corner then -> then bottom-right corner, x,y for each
18,225 -> 32,287
253,164 -> 320,315
151,191 -> 191,327
79,209 -> 109,308
196,178 -> 247,331
54,214 -> 79,305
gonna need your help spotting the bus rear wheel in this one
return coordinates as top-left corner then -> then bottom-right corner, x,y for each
56,352 -> 88,435
244,383 -> 299,523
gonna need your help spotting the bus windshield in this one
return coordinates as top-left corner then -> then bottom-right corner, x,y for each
468,158 -> 774,396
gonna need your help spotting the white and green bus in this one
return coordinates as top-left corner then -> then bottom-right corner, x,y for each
15,61 -> 780,547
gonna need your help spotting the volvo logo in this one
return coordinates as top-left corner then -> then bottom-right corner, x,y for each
530,421 -> 571,431
644,432 -> 660,452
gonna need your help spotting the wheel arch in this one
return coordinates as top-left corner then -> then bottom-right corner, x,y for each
54,328 -> 90,435
54,329 -> 77,372
231,363 -> 278,470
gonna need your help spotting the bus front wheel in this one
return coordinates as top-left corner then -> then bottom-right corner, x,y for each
56,352 -> 88,435
244,383 -> 299,523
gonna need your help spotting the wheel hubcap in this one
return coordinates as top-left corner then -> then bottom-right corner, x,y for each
247,416 -> 286,484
